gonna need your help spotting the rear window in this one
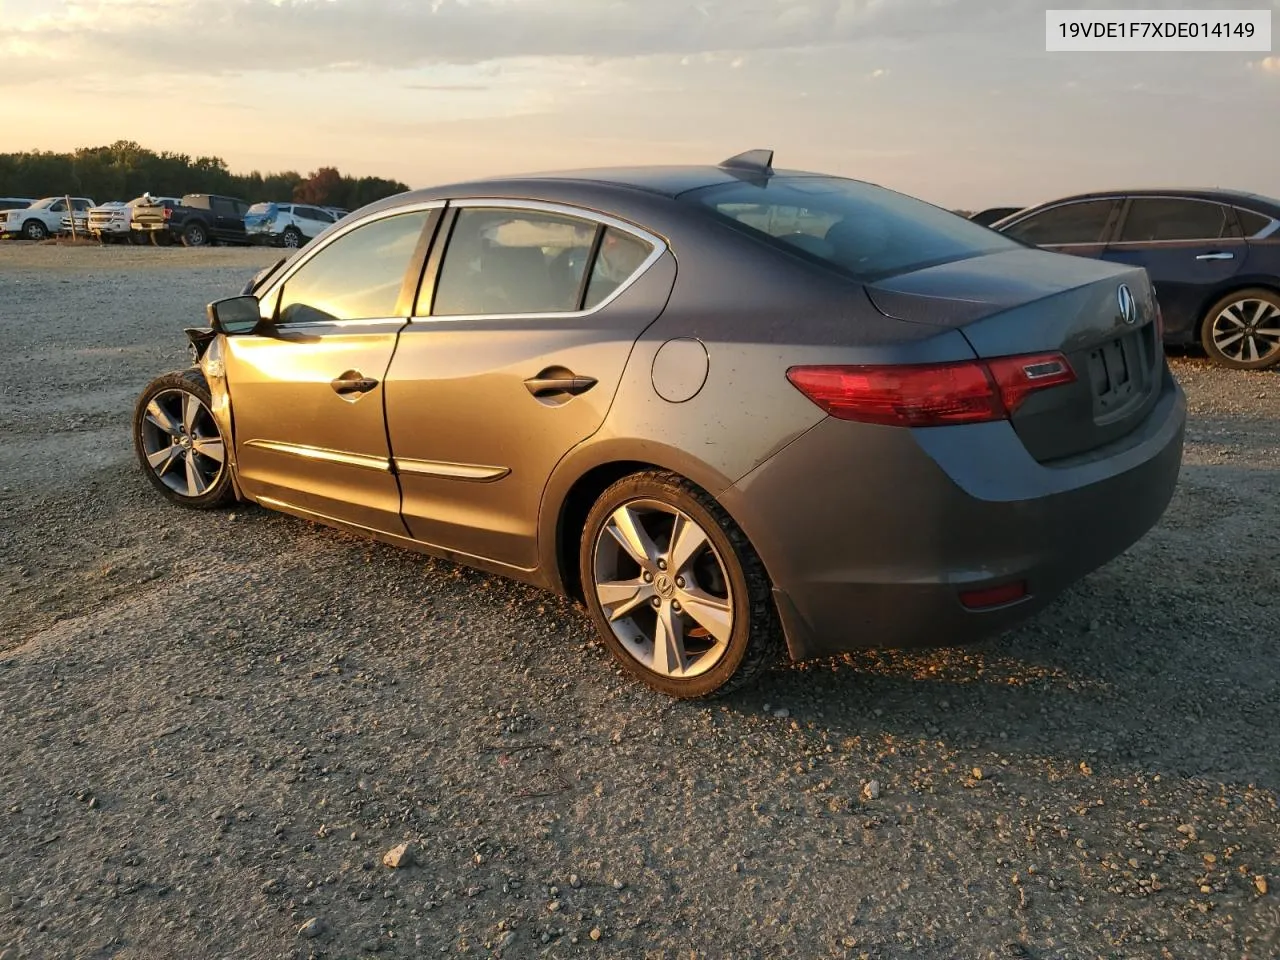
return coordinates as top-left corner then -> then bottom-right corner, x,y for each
247,202 -> 277,216
683,176 -> 1019,281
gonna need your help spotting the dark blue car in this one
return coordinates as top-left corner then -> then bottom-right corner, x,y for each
992,189 -> 1280,370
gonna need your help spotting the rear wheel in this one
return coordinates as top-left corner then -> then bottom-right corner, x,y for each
133,370 -> 235,509
281,227 -> 304,249
579,470 -> 782,699
182,222 -> 209,247
22,219 -> 47,241
1200,288 -> 1280,370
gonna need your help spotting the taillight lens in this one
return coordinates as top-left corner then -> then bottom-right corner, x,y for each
163,207 -> 172,220
787,352 -> 1076,428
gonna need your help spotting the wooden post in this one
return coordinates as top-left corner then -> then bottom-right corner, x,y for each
65,194 -> 77,241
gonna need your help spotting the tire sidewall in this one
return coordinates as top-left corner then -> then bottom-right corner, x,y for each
133,370 -> 235,509
579,474 -> 755,699
24,220 -> 46,241
183,223 -> 207,247
1200,288 -> 1280,370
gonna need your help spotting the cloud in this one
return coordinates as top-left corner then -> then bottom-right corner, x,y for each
1,0 -> 1044,80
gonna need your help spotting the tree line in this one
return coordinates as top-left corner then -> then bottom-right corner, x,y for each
0,141 -> 410,210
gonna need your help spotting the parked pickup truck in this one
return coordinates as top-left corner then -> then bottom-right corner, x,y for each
2,197 -> 95,241
131,193 -> 251,246
86,195 -> 181,243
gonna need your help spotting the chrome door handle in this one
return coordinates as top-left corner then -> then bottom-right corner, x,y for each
524,375 -> 597,398
1196,252 -> 1234,261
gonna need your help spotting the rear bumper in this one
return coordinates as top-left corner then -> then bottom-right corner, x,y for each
721,369 -> 1186,660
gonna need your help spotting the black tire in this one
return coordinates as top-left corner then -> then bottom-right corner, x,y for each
579,470 -> 783,699
281,227 -> 304,249
182,221 -> 209,247
133,369 -> 236,510
1200,288 -> 1280,370
22,219 -> 47,242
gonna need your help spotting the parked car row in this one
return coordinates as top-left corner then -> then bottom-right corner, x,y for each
973,189 -> 1280,369
0,193 -> 348,248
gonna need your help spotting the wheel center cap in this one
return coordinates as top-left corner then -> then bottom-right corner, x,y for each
178,435 -> 192,449
654,574 -> 675,599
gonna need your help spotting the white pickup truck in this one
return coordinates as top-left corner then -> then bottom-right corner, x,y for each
1,197 -> 95,241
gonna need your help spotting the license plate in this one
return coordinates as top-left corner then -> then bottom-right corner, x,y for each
1089,335 -> 1137,409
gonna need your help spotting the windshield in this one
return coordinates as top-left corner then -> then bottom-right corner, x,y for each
684,176 -> 1020,282
32,198 -> 56,210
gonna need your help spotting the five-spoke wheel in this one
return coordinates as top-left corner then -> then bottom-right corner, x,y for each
580,471 -> 781,698
133,370 -> 235,508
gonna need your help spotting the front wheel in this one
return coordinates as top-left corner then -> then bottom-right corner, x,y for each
133,370 -> 235,509
579,470 -> 782,699
1200,288 -> 1280,370
22,219 -> 48,241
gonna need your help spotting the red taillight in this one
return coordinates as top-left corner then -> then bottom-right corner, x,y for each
786,352 -> 1075,428
959,580 -> 1028,610
163,207 -> 172,220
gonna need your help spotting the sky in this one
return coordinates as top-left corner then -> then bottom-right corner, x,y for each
1,0 -> 1278,209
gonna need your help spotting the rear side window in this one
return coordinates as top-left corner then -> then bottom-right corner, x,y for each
584,228 -> 654,309
1118,198 -> 1235,242
276,211 -> 429,324
1236,207 -> 1273,237
431,208 -> 600,316
1001,200 -> 1119,246
684,176 -> 1019,282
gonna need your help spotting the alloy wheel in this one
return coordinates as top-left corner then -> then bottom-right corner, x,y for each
1210,298 -> 1280,365
138,388 -> 226,498
591,499 -> 734,679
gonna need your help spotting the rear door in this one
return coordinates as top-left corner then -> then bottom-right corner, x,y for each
1100,196 -> 1246,342
223,204 -> 440,533
383,201 -> 676,570
996,198 -> 1122,260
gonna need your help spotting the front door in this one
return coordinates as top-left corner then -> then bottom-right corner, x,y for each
384,203 -> 675,570
1100,196 -> 1246,342
223,206 -> 438,533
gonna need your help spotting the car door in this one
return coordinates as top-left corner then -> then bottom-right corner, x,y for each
383,201 -> 676,571
1100,197 -> 1246,342
996,198 -> 1122,259
222,204 -> 440,533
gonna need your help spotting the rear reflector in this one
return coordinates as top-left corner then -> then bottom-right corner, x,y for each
786,352 -> 1076,428
959,581 -> 1028,609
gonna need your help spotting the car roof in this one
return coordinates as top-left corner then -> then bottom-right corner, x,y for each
1018,187 -> 1280,214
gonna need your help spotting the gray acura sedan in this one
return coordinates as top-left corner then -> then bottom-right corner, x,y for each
133,150 -> 1186,699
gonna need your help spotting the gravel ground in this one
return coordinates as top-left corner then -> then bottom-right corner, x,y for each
1,242 -> 1278,960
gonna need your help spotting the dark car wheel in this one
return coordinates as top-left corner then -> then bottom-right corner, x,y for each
182,222 -> 209,247
281,227 -> 304,249
133,370 -> 235,509
580,470 -> 782,699
22,219 -> 48,241
1201,288 -> 1280,370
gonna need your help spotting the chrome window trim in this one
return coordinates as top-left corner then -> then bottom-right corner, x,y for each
1235,207 -> 1280,240
410,197 -> 669,324
255,200 -> 447,308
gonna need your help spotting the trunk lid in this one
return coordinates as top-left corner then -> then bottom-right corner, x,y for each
866,248 -> 1164,462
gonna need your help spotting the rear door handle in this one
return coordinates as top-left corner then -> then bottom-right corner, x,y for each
1196,252 -> 1235,261
524,375 -> 597,398
331,371 -> 379,395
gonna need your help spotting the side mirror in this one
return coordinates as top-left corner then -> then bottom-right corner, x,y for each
207,295 -> 262,335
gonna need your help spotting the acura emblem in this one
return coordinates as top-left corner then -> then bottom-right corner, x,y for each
1117,284 -> 1137,325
